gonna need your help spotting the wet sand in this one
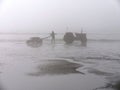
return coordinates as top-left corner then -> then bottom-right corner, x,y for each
0,39 -> 120,90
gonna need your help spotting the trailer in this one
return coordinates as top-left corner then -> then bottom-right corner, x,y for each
63,32 -> 87,44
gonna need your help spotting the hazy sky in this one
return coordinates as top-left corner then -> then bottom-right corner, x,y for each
0,0 -> 120,33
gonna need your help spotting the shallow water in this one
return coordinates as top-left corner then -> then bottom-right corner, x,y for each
0,34 -> 120,90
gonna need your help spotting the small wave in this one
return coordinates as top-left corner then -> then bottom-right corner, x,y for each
87,68 -> 113,76
60,56 -> 120,62
86,56 -> 120,61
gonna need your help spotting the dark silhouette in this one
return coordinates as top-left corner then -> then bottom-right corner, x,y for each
63,32 -> 75,44
26,37 -> 43,48
63,31 -> 87,45
75,32 -> 87,46
75,32 -> 87,43
51,31 -> 55,44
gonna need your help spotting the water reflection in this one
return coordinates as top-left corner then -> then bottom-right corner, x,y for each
28,59 -> 84,76
64,42 -> 87,48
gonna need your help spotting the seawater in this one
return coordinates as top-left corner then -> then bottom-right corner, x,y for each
0,33 -> 120,90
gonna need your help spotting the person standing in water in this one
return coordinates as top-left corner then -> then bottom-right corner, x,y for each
51,31 -> 55,43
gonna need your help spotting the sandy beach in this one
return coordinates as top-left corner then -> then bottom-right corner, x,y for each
0,34 -> 120,90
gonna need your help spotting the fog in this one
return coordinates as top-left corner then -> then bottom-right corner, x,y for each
0,0 -> 120,33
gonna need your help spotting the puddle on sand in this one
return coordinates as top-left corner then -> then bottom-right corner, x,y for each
28,59 -> 84,76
